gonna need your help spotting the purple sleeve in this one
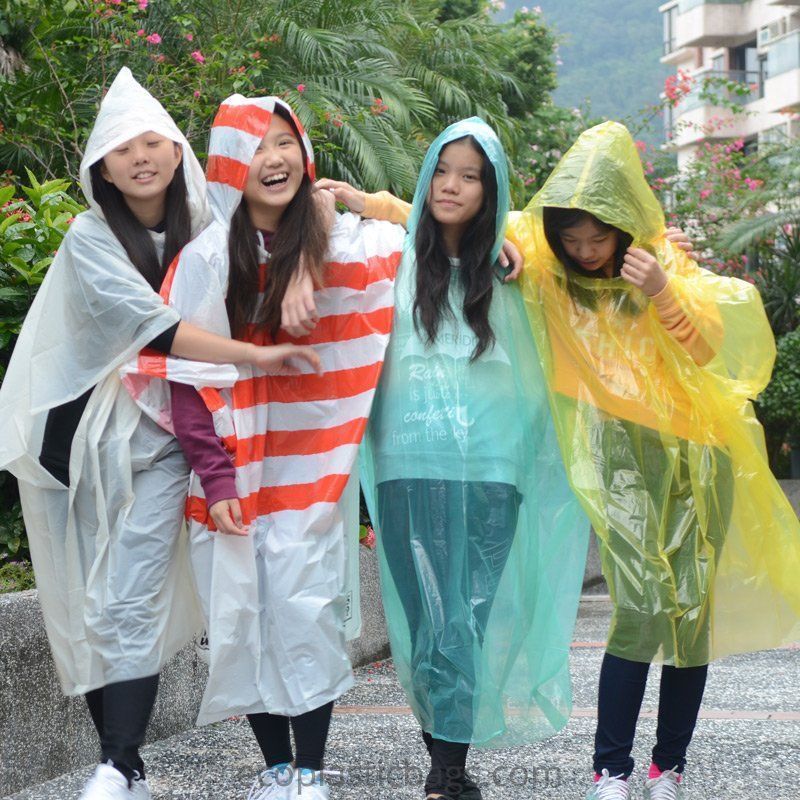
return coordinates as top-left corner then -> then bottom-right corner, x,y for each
170,382 -> 237,508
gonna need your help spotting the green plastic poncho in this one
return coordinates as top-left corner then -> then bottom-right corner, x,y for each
360,118 -> 590,746
511,120 -> 800,667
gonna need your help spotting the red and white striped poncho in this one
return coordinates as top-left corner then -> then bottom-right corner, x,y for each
122,94 -> 404,721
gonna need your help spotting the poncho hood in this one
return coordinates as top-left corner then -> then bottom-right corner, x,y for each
79,67 -> 209,234
204,94 -> 315,224
527,120 -> 665,246
407,116 -> 509,264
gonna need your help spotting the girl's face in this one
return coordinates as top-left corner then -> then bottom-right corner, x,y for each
428,139 -> 485,230
100,132 -> 182,204
557,216 -> 619,275
243,115 -> 305,226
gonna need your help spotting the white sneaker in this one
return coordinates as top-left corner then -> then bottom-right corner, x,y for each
131,771 -> 151,800
78,764 -> 132,800
287,769 -> 346,800
585,769 -> 631,800
643,767 -> 684,800
248,764 -> 294,800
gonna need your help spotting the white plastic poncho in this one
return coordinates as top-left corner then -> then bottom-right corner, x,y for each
0,67 -> 209,695
123,94 -> 405,722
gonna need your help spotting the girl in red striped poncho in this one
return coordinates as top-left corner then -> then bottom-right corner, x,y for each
123,95 -> 406,800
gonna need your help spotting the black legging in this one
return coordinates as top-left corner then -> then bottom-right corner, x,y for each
247,701 -> 334,772
593,652 -> 708,778
84,674 -> 160,783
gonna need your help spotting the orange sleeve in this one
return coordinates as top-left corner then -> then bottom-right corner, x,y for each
650,282 -> 715,366
362,191 -> 411,227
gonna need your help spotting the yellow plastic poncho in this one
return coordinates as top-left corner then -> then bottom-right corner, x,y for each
510,121 -> 800,667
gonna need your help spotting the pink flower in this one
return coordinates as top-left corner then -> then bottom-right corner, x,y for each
744,177 -> 763,191
193,90 -> 201,98
136,28 -> 145,36
700,189 -> 712,200
360,527 -> 376,549
297,83 -> 306,93
634,140 -> 647,153
137,0 -> 148,8
332,118 -> 343,128
190,50 -> 205,64
146,32 -> 161,45
185,33 -> 194,41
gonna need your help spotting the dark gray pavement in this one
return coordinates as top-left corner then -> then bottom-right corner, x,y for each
8,597 -> 799,800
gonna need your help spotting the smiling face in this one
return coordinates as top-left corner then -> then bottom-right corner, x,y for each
242,113 -> 305,231
100,132 -> 183,209
557,216 -> 619,277
428,138 -> 485,252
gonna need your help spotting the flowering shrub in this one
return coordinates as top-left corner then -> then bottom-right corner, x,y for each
0,172 -> 84,569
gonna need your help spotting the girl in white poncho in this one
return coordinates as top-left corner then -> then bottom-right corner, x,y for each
0,69 -> 317,800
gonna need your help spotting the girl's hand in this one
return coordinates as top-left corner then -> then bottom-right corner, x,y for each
312,181 -> 337,230
314,178 -> 366,214
665,226 -> 699,261
282,265 -> 319,337
621,247 -> 668,297
249,343 -> 322,374
209,498 -> 248,536
499,239 -> 523,282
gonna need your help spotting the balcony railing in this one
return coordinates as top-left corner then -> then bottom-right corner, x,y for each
768,30 -> 800,78
678,0 -> 746,11
678,70 -> 762,113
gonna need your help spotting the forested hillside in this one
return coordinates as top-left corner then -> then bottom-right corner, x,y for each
499,0 -> 669,139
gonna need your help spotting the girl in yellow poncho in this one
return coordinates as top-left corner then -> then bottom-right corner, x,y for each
510,121 -> 800,799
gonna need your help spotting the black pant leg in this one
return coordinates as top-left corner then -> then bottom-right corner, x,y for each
248,713 -> 294,768
291,701 -> 334,771
593,653 -> 650,778
100,674 -> 160,782
652,664 -> 708,773
85,688 -> 104,739
424,738 -> 470,798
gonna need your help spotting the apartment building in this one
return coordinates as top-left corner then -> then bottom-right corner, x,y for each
660,0 -> 800,168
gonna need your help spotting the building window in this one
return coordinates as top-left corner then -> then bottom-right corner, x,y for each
757,54 -> 768,99
663,4 -> 678,56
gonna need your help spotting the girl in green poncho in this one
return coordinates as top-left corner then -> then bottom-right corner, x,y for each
312,119 -> 590,800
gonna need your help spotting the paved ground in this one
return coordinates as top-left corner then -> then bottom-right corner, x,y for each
8,597 -> 800,800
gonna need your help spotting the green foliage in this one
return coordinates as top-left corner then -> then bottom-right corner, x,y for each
0,560 -> 35,593
0,0 -> 561,197
0,170 -> 84,379
0,174 -> 80,570
0,473 -> 26,562
757,330 -> 800,465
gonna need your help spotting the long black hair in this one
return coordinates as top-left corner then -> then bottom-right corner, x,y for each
542,206 -> 638,313
413,135 -> 498,361
226,108 -> 328,339
89,153 -> 191,292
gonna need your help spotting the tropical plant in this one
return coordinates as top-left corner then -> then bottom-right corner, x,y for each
0,0 -> 564,198
0,171 -> 84,379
